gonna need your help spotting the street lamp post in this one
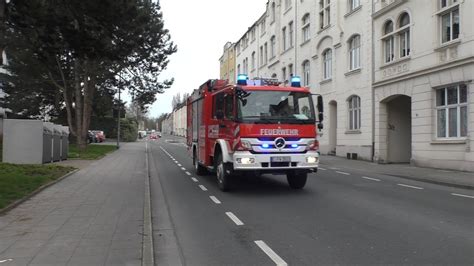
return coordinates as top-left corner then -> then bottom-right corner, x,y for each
116,86 -> 121,149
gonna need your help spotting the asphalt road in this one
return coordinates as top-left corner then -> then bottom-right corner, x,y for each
148,135 -> 474,266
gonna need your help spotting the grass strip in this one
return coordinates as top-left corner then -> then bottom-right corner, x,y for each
68,144 -> 116,160
0,163 -> 75,209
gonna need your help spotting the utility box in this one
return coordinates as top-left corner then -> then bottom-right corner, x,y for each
42,123 -> 54,163
60,126 -> 69,160
3,119 -> 45,164
52,124 -> 61,162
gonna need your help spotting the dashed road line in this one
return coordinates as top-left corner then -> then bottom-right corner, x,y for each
336,171 -> 350,175
451,193 -> 474,199
185,171 -> 191,176
177,163 -> 182,167
181,167 -> 186,171
319,167 -> 327,170
225,212 -> 244,225
191,177 -> 199,182
361,176 -> 381,182
199,185 -> 208,191
254,240 -> 287,266
0,259 -> 13,264
397,183 -> 423,190
209,196 -> 221,204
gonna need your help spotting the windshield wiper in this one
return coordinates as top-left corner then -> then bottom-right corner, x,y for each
240,116 -> 275,124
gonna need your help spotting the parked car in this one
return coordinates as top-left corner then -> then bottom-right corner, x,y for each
91,130 -> 106,142
149,133 -> 158,140
157,131 -> 162,137
87,130 -> 97,143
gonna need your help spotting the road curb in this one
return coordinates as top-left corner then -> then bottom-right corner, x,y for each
0,168 -> 80,216
384,173 -> 474,190
142,142 -> 155,266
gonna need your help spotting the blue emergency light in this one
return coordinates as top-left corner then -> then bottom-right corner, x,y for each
261,143 -> 270,148
291,76 -> 301,87
237,74 -> 248,85
291,144 -> 298,148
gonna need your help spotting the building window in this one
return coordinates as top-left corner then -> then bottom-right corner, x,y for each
441,8 -> 459,43
271,36 -> 276,58
289,21 -> 294,47
436,84 -> 468,138
244,58 -> 249,74
251,28 -> 256,42
282,27 -> 287,51
348,35 -> 361,70
282,67 -> 287,82
260,46 -> 264,66
288,64 -> 293,77
323,49 -> 332,80
349,0 -> 360,11
237,64 -> 241,75
398,13 -> 411,58
251,52 -> 256,70
383,20 -> 394,63
285,0 -> 292,10
261,19 -> 266,35
271,2 -> 276,22
302,14 -> 310,42
302,60 -> 310,86
440,0 -> 458,9
348,96 -> 361,130
264,42 -> 268,63
319,0 -> 331,29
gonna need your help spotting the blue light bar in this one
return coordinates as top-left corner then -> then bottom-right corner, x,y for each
261,143 -> 270,148
291,144 -> 298,148
237,74 -> 248,85
291,76 -> 301,87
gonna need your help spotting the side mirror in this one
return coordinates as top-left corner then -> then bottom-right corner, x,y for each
318,113 -> 324,123
216,110 -> 224,120
318,123 -> 324,130
317,96 -> 324,113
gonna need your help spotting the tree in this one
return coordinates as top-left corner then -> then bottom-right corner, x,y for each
1,0 -> 176,150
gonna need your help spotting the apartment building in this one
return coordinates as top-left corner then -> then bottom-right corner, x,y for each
233,0 -> 375,161
372,0 -> 474,171
173,103 -> 187,137
219,42 -> 237,84
223,0 -> 473,171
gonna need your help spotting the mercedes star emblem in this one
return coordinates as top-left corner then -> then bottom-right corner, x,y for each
274,137 -> 286,149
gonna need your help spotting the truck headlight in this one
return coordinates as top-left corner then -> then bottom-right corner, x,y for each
306,156 -> 318,164
236,157 -> 255,164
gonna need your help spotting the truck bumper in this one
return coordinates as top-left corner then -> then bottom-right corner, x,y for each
232,151 -> 319,171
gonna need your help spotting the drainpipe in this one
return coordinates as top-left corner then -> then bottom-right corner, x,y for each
294,0 -> 297,75
371,0 -> 375,162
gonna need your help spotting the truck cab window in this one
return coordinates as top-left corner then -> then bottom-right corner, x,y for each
224,94 -> 234,119
213,92 -> 225,119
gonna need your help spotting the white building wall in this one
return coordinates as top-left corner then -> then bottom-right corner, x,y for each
372,0 -> 474,171
235,0 -> 374,160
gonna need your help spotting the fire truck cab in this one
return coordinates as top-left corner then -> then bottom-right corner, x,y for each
187,74 -> 324,191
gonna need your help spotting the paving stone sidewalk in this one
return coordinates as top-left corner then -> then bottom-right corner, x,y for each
0,142 -> 147,266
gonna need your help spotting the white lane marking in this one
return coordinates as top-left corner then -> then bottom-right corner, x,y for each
209,196 -> 221,204
397,183 -> 423,190
319,167 -> 327,170
185,171 -> 191,176
0,259 -> 13,263
362,176 -> 381,182
225,212 -> 244,225
451,193 -> 474,199
330,167 -> 340,170
336,171 -> 350,175
191,177 -> 199,182
254,240 -> 287,266
199,185 -> 208,191
177,163 -> 182,167
181,167 -> 186,171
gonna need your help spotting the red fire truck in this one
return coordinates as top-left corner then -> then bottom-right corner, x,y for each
187,74 -> 324,191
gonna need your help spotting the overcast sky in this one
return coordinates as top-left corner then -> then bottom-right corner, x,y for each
145,0 -> 267,117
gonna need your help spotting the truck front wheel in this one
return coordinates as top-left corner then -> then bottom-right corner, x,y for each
287,171 -> 307,189
216,153 -> 231,191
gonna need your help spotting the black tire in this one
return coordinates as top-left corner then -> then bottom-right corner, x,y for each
287,172 -> 307,189
215,152 -> 231,191
193,149 -> 207,176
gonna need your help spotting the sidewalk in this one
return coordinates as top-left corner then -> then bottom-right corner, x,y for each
0,142 -> 147,265
320,155 -> 474,190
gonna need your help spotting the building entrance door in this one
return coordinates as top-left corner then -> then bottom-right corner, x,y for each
387,95 -> 412,163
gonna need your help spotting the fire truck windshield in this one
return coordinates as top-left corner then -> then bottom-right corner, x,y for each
236,90 -> 316,124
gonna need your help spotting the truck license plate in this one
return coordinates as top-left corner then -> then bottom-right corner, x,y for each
270,156 -> 291,162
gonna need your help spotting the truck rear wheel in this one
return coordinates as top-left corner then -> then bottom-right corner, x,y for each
193,149 -> 206,176
287,172 -> 307,189
216,153 -> 231,191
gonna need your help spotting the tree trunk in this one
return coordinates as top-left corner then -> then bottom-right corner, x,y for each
74,59 -> 87,151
